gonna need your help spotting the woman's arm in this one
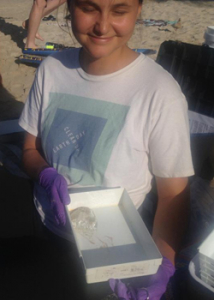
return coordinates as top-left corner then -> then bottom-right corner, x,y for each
22,132 -> 70,225
109,177 -> 188,299
153,176 -> 190,265
22,132 -> 49,180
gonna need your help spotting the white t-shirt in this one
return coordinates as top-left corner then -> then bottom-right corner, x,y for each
19,48 -> 194,239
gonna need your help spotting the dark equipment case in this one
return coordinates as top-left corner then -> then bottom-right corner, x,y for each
156,40 -> 214,118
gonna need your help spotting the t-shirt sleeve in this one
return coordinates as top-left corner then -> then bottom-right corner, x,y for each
19,68 -> 43,137
149,95 -> 194,178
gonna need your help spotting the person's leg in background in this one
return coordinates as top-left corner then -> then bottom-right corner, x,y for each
24,0 -> 47,48
23,0 -> 66,48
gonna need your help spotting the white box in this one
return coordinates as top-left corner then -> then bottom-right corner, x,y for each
199,230 -> 214,259
66,187 -> 162,284
189,253 -> 214,295
188,110 -> 214,134
198,229 -> 214,283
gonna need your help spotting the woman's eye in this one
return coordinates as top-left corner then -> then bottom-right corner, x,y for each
81,6 -> 95,13
114,10 -> 127,15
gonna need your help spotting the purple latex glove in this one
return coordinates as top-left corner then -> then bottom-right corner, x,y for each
109,257 -> 175,300
38,167 -> 70,225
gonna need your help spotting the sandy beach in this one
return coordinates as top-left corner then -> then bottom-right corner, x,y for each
0,0 -> 214,106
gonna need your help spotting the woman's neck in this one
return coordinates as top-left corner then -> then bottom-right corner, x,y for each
79,46 -> 139,76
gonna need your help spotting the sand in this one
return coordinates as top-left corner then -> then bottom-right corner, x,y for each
0,0 -> 214,106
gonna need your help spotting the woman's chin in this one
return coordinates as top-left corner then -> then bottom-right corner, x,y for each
82,44 -> 124,62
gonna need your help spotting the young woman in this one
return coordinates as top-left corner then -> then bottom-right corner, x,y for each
19,0 -> 194,299
23,0 -> 66,48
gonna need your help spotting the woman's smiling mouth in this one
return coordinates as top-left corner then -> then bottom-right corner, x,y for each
88,34 -> 114,43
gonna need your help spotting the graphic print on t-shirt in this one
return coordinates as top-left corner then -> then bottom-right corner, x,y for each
42,93 -> 129,186
46,109 -> 107,171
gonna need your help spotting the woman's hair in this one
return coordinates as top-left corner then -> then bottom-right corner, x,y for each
67,0 -> 143,8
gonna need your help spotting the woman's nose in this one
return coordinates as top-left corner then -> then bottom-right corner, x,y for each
94,13 -> 110,36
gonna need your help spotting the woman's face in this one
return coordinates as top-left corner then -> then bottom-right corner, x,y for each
69,0 -> 142,61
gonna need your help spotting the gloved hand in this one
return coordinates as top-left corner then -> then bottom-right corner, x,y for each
38,167 -> 70,225
109,257 -> 175,300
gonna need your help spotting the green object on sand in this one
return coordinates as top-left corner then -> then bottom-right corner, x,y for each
45,44 -> 54,49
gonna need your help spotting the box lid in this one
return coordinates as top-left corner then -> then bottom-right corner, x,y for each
199,229 -> 214,259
